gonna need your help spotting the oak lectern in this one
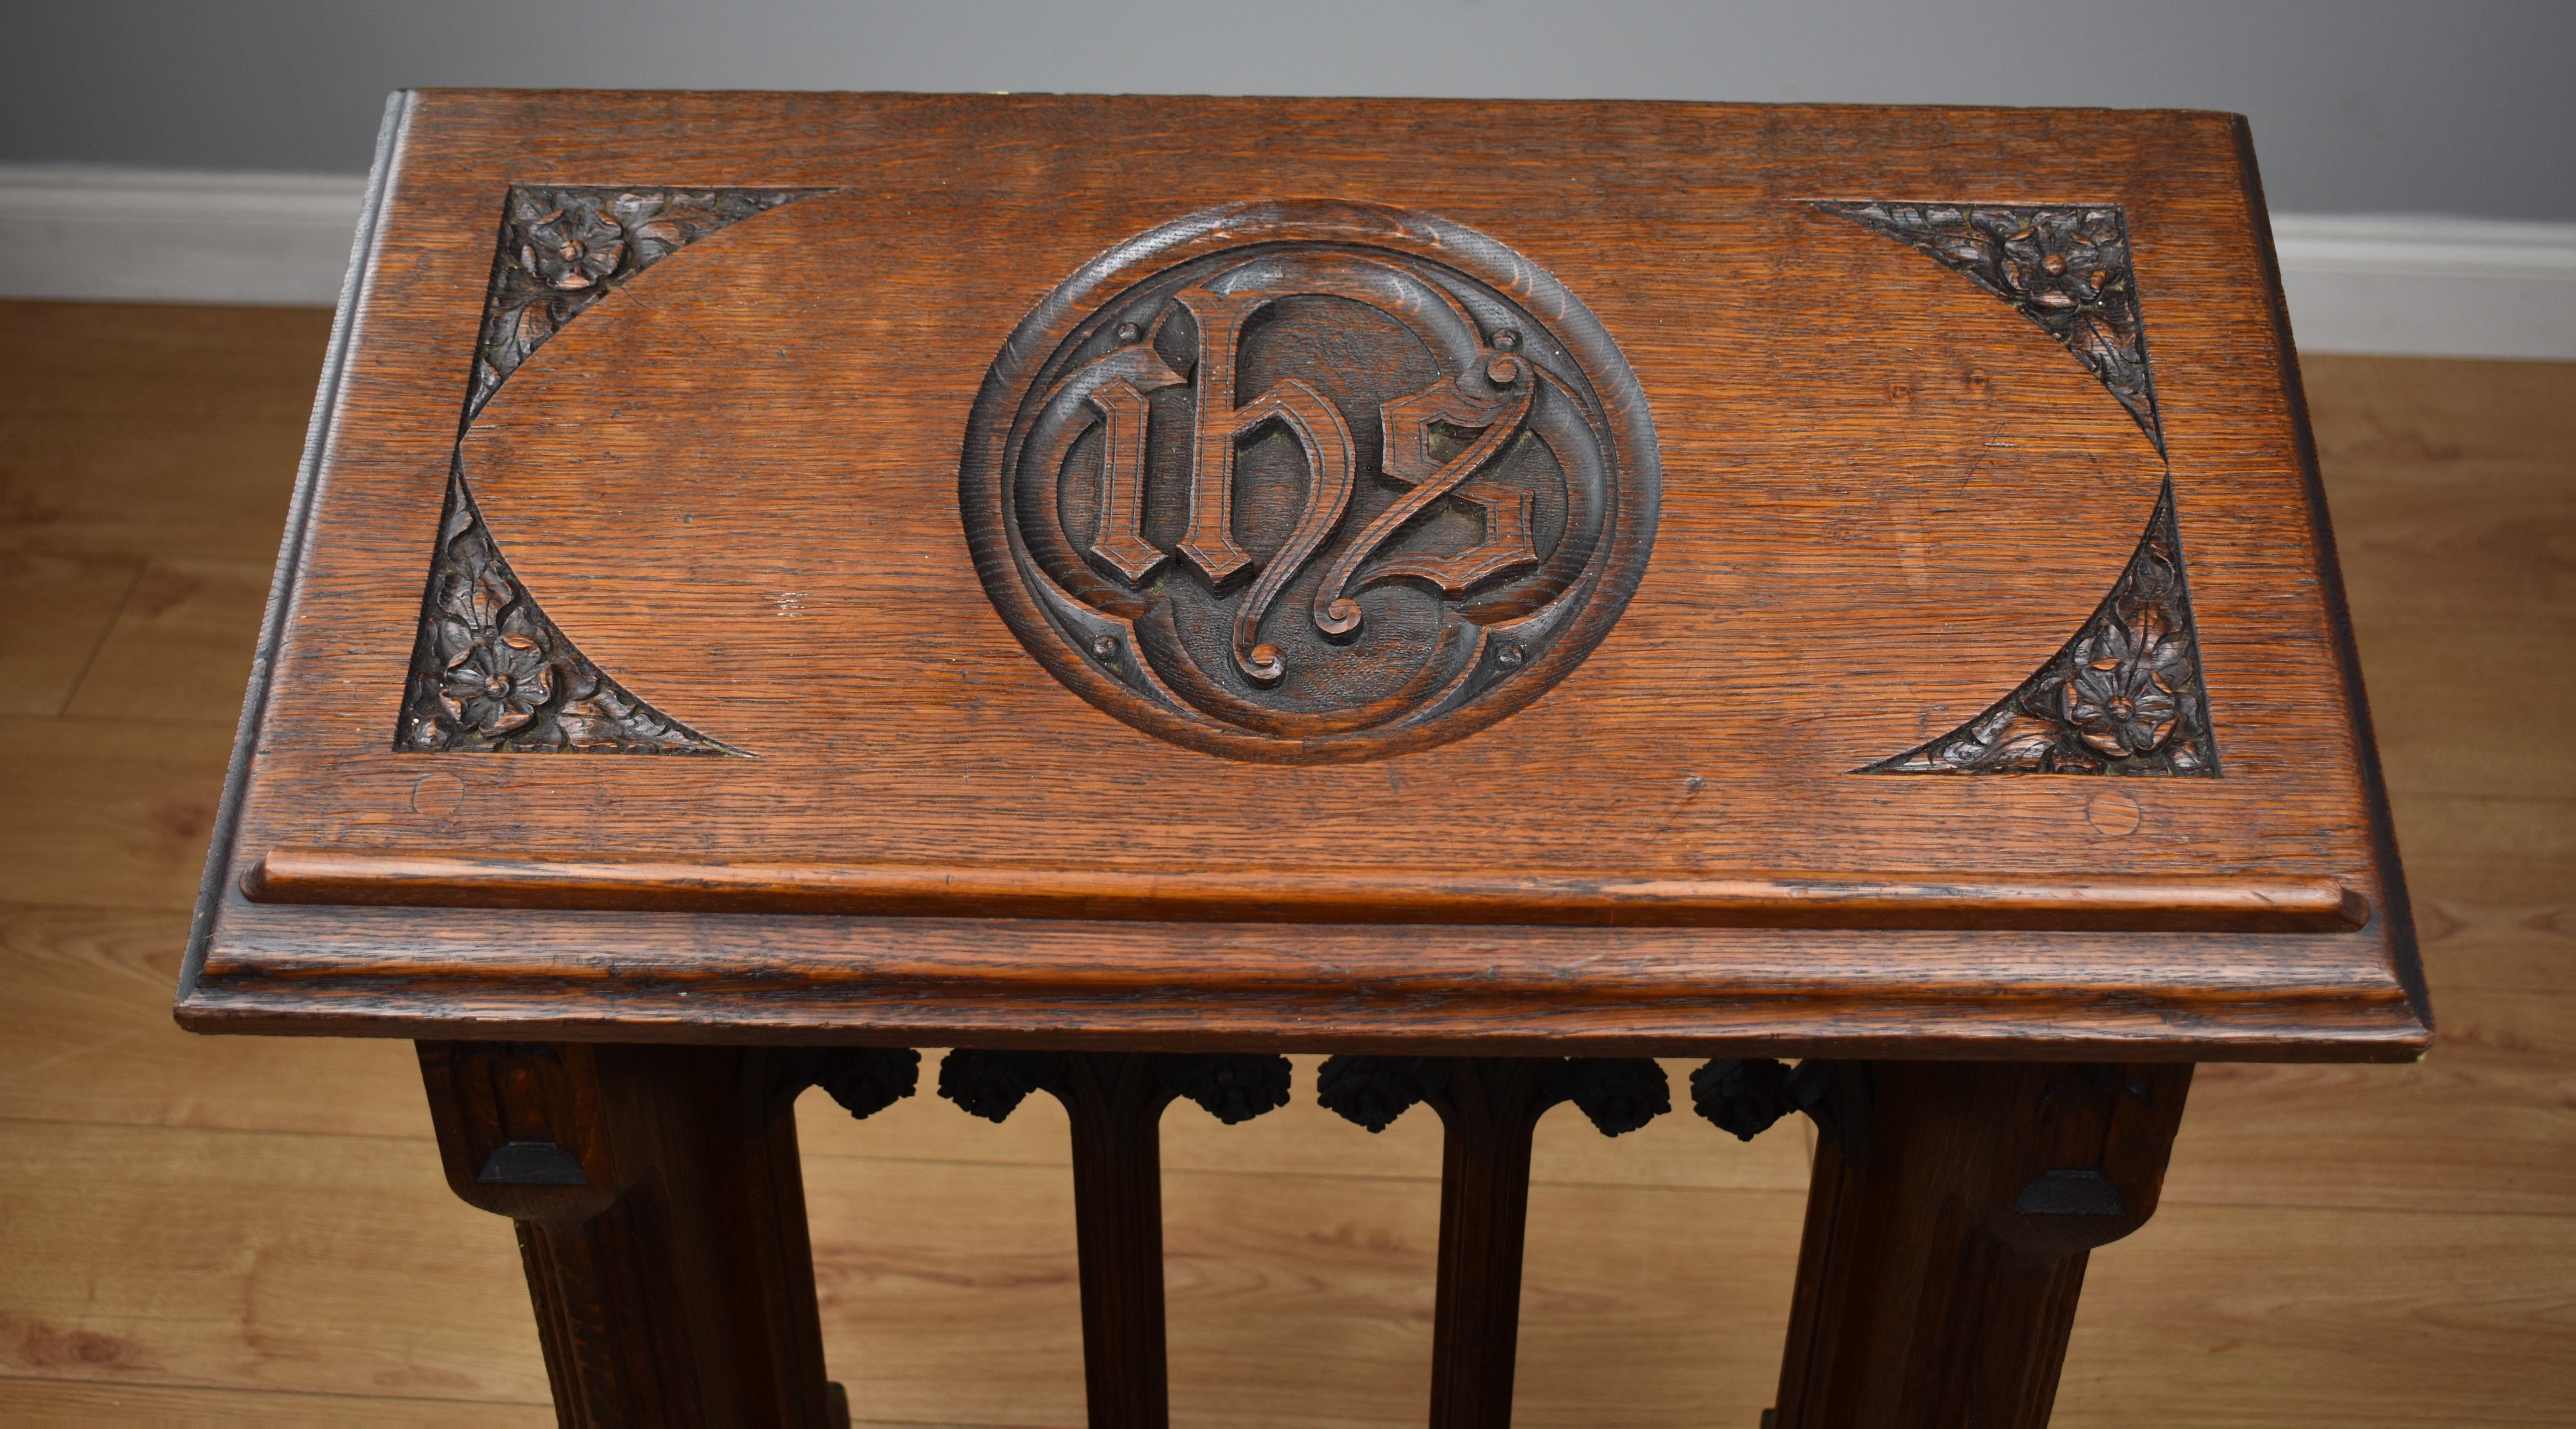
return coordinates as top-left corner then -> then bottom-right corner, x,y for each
178,90 -> 2427,1428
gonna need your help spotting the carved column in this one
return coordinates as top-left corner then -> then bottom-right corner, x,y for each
940,1049 -> 1293,1429
417,1041 -> 903,1428
1057,1053 -> 1178,1429
1421,1058 -> 1554,1429
1760,1059 -> 2193,1429
1321,1055 -> 1670,1429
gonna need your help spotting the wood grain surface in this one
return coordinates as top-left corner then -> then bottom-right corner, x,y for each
243,847 -> 2365,931
0,306 -> 2561,1423
169,91 -> 2420,1057
417,1040 -> 845,1426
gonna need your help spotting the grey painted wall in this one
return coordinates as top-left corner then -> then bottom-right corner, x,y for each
5,0 -> 2570,218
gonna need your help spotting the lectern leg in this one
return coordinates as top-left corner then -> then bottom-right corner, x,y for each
417,1041 -> 843,1428
1424,1058 -> 1557,1429
1768,1059 -> 2193,1429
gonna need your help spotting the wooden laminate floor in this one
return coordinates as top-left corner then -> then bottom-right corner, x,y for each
0,300 -> 2569,1426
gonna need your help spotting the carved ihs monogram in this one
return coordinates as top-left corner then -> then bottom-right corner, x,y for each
966,203 -> 1660,763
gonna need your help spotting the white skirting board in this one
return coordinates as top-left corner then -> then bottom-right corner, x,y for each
3,164 -> 2570,361
0,167 -> 373,309
2269,214 -> 2576,362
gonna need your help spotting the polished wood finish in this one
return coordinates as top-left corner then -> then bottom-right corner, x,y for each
4,305 -> 2558,1425
1055,1054 -> 1181,1429
175,91 -> 2423,1065
132,85 -> 2430,1427
1311,1054 -> 1673,1426
417,1040 -> 844,1427
954,200 -> 1661,766
245,847 -> 2365,932
1770,1060 -> 2192,1427
1424,1060 -> 1558,1429
935,1049 -> 1292,1428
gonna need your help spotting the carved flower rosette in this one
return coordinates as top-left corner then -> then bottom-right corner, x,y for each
960,202 -> 1661,764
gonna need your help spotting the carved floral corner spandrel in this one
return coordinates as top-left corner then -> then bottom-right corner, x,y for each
395,186 -> 814,755
1866,481 -> 2218,776
398,474 -> 735,753
1815,201 -> 2164,455
1820,199 -> 2217,777
466,188 -> 807,421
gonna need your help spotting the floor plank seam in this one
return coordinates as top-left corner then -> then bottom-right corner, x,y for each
0,1112 -> 438,1145
48,562 -> 146,721
0,1371 -> 553,1411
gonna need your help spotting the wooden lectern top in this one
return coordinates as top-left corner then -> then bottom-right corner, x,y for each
178,90 -> 2427,1061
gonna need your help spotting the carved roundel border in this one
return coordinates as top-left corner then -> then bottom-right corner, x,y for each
959,200 -> 1663,765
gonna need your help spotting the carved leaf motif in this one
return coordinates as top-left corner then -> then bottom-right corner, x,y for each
1867,481 -> 2218,777
467,187 -> 811,421
1815,201 -> 2165,455
397,470 -> 736,755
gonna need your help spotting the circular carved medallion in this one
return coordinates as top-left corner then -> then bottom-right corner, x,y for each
961,201 -> 1660,762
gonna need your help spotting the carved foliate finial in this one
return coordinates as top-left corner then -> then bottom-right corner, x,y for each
1691,1057 -> 1849,1143
1319,1055 -> 1671,1136
937,1049 -> 1068,1123
940,1050 -> 1293,1127
1317,1055 -> 1444,1133
1157,1054 -> 1294,1124
787,1048 -> 922,1121
1550,1058 -> 1672,1137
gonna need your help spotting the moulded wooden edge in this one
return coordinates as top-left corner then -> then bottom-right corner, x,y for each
2225,114 -> 2435,1040
241,847 -> 2370,933
176,96 -> 2429,1070
170,962 -> 2433,1063
175,89 -> 416,1011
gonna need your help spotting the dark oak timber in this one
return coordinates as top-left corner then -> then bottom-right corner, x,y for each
176,90 -> 2423,1428
416,1040 -> 845,1428
935,1050 -> 1293,1429
1058,1055 -> 1180,1429
1771,1060 -> 2194,1428
243,847 -> 2366,932
1425,1060 -> 1557,1429
180,91 -> 2425,1061
1317,1056 -> 1672,1429
940,1051 -> 1189,1429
